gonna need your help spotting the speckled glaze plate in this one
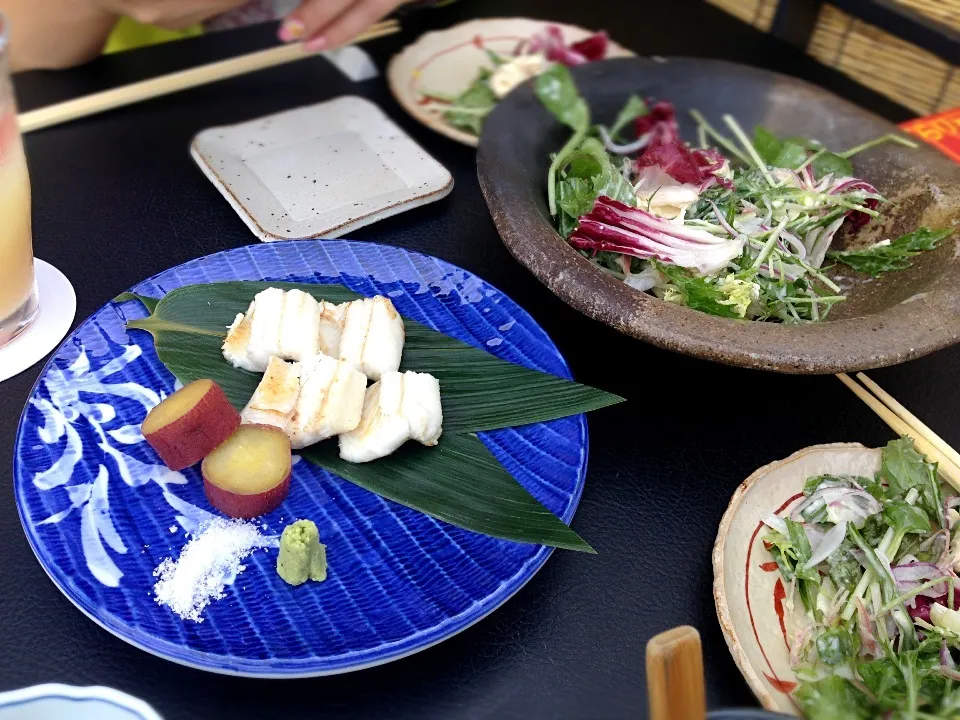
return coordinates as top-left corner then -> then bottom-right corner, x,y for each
713,443 -> 879,715
13,241 -> 588,677
387,18 -> 633,147
478,57 -> 960,373
192,97 -> 453,241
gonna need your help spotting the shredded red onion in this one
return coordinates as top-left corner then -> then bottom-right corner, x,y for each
827,177 -> 881,231
942,640 -> 957,670
791,486 -> 881,524
803,520 -> 847,570
762,514 -> 788,535
807,216 -> 847,269
708,200 -> 738,238
892,562 -> 950,602
938,665 -> 960,682
598,125 -> 651,155
856,599 -> 880,657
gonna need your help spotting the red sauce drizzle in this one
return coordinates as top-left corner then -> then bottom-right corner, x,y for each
773,578 -> 789,647
764,672 -> 797,694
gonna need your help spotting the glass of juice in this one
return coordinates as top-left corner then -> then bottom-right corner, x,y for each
0,13 -> 37,347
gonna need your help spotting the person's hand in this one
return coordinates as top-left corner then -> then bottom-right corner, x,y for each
278,0 -> 407,52
91,0 -> 250,30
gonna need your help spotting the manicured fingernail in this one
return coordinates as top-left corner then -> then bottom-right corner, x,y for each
304,35 -> 327,53
278,18 -> 305,42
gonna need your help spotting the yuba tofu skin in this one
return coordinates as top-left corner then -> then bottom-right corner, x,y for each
241,356 -> 301,430
317,301 -> 346,357
246,288 -> 285,371
338,374 -> 411,464
287,353 -> 366,449
339,371 -> 443,463
142,379 -> 241,471
338,296 -> 405,380
224,289 -> 347,371
365,297 -> 405,379
279,289 -> 322,362
222,302 -> 256,371
400,371 -> 443,446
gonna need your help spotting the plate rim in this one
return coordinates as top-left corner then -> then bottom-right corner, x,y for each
0,683 -> 162,719
711,441 -> 869,714
13,239 -> 590,677
190,97 -> 455,241
386,17 -> 634,147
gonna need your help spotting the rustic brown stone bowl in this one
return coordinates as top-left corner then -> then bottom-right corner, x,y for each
477,57 -> 960,373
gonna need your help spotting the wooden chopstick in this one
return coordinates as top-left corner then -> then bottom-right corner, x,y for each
836,372 -> 960,491
855,372 -> 960,473
18,19 -> 400,134
646,626 -> 707,720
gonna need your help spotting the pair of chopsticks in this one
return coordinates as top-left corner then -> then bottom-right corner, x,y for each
647,626 -> 707,720
838,372 -> 960,491
18,18 -> 400,134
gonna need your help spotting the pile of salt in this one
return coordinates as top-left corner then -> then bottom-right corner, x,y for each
153,517 -> 274,622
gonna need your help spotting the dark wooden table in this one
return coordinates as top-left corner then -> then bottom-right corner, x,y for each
2,1 -> 952,718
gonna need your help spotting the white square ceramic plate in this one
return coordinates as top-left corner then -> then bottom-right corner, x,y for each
191,96 -> 454,241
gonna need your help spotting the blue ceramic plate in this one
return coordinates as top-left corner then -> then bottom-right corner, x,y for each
14,241 -> 588,677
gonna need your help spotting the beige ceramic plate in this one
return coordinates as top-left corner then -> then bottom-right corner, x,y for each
387,18 -> 633,146
712,443 -> 883,715
191,96 -> 453,241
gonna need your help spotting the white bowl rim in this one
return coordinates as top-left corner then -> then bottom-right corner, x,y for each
0,683 -> 162,719
711,441 -> 869,713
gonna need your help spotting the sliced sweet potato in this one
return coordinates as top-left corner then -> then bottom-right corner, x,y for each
142,379 -> 240,471
201,424 -> 292,518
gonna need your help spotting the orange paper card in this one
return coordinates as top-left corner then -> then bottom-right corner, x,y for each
901,107 -> 960,164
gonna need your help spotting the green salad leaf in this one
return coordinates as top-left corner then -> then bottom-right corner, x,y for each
795,676 -> 872,719
812,151 -> 854,179
882,500 -> 932,535
772,142 -> 808,171
442,68 -> 497,136
655,264 -> 750,319
608,95 -> 649,139
858,658 -> 907,712
535,64 -> 591,218
882,435 -> 944,527
752,126 -> 784,166
828,228 -> 952,277
816,627 -> 858,665
535,63 -> 588,131
826,542 -> 862,591
752,125 -> 854,176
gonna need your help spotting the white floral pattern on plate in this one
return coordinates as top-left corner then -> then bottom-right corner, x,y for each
29,344 -> 214,587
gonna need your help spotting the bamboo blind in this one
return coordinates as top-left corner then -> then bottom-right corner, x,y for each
706,0 -> 959,115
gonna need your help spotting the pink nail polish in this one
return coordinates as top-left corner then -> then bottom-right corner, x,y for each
278,19 -> 305,43
304,35 -> 327,53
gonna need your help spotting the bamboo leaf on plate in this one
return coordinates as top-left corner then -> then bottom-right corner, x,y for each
120,281 -> 621,550
303,434 -> 594,552
123,281 -> 623,433
114,292 -> 159,314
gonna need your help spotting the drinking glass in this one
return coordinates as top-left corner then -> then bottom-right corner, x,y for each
0,13 -> 37,348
